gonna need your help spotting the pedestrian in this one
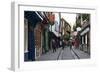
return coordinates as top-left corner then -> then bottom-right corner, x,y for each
72,40 -> 75,49
69,40 -> 72,50
52,39 -> 56,52
62,40 -> 65,50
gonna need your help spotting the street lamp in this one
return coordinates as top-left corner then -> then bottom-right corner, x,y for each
76,27 -> 81,32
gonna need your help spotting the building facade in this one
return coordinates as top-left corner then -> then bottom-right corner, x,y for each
32,12 -> 55,60
60,18 -> 71,44
76,14 -> 90,54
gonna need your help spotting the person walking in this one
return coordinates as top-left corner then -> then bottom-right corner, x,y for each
69,40 -> 72,50
72,40 -> 75,49
62,40 -> 65,50
52,39 -> 56,52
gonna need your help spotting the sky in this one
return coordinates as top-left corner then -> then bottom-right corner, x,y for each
61,13 -> 76,31
51,12 -> 76,36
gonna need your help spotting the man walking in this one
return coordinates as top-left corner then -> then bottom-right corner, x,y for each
62,40 -> 65,50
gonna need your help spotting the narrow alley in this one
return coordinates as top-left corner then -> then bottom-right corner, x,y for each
24,11 -> 90,61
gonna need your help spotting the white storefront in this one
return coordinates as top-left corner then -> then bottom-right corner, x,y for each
80,25 -> 90,54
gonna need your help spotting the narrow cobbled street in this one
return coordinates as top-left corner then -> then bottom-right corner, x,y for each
37,46 -> 90,61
